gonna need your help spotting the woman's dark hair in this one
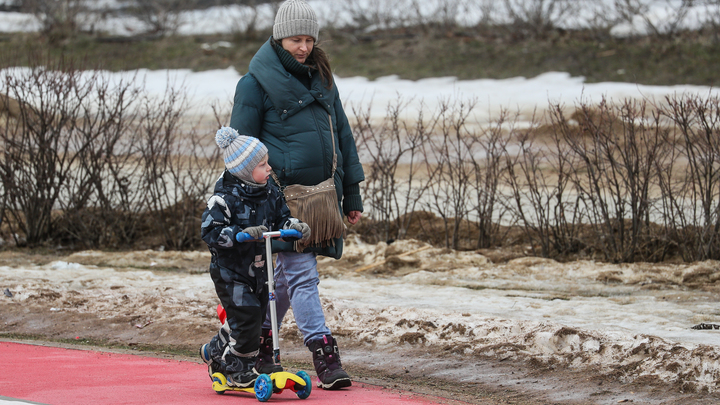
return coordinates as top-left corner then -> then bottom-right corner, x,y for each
307,46 -> 333,90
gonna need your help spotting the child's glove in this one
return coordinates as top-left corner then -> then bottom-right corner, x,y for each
289,222 -> 311,241
241,225 -> 268,240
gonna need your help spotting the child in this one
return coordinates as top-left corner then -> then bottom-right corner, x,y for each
199,127 -> 310,388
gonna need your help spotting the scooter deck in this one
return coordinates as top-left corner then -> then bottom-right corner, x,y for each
211,370 -> 311,401
211,371 -> 255,394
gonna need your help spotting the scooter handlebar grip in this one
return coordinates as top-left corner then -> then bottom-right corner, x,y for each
236,232 -> 255,242
280,229 -> 303,239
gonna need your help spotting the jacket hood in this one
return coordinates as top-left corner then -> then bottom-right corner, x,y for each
247,37 -> 335,120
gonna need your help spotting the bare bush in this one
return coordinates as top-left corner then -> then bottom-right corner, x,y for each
467,108 -> 513,249
135,85 -> 220,250
128,0 -> 201,36
408,0 -> 463,35
352,97 -> 436,243
472,0 -> 500,27
700,0 -> 720,39
569,1 -> 621,38
353,97 -> 511,251
561,98 -> 668,262
51,71 -> 145,248
337,0 -> 417,34
613,0 -> 694,38
5,47 -> 720,261
658,93 -> 720,260
502,0 -> 581,38
422,99 -> 479,249
0,53 -> 220,249
503,108 -> 584,258
545,104 -> 596,256
228,0 -> 265,39
22,0 -> 87,42
0,56 -> 104,246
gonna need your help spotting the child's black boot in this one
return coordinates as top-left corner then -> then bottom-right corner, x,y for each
200,335 -> 225,381
308,334 -> 352,390
224,355 -> 259,388
255,328 -> 284,374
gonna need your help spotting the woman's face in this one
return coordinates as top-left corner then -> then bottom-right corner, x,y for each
280,35 -> 314,64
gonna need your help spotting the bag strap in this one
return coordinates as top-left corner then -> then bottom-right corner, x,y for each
271,114 -> 336,190
328,113 -> 337,176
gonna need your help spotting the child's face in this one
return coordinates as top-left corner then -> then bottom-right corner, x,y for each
252,155 -> 271,184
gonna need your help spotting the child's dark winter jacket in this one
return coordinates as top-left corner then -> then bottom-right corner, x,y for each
201,170 -> 293,290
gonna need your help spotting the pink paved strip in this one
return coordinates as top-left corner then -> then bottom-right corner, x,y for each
0,342 -> 451,405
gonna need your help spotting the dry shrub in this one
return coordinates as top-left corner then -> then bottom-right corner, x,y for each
0,52 -> 220,250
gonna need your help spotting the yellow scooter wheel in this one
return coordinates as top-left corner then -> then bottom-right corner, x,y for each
211,372 -> 227,394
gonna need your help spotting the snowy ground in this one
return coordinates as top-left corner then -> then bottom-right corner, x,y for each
1,0 -> 718,38
2,66 -> 712,136
2,3 -> 720,403
1,237 -> 719,403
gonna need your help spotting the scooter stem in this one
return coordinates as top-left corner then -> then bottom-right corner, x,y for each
264,232 -> 281,363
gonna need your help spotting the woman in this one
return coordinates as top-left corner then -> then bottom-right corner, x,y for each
228,0 -> 364,390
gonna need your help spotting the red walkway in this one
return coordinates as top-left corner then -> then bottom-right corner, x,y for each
0,342 -> 452,405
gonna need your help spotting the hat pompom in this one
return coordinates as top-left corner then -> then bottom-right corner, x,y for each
216,126 -> 238,149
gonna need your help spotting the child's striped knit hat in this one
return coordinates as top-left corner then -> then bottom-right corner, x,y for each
215,126 -> 267,183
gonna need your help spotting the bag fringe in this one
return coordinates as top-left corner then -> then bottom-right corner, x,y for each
284,179 -> 345,253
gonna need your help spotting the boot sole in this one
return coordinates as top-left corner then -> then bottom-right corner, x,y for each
317,377 -> 352,390
199,344 -> 211,364
225,374 -> 258,389
226,380 -> 257,389
200,344 -> 215,381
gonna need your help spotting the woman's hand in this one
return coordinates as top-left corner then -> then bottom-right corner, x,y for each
346,210 -> 362,225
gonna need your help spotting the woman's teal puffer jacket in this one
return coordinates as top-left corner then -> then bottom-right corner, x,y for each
229,37 -> 365,259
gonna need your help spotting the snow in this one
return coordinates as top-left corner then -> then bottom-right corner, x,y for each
2,1 -> 717,37
1,238 -> 719,392
1,0 -> 720,395
3,66 -> 710,129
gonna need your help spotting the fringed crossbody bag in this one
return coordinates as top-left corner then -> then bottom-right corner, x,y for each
271,114 -> 346,252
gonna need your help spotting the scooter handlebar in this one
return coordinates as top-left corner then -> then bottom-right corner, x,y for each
277,229 -> 302,239
235,229 -> 302,242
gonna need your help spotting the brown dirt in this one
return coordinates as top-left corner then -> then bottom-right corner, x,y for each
2,296 -> 718,404
2,248 -> 720,404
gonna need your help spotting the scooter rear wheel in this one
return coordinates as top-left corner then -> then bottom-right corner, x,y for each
211,372 -> 227,394
295,370 -> 312,399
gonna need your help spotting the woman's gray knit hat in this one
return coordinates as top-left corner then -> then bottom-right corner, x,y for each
215,126 -> 267,183
273,0 -> 319,41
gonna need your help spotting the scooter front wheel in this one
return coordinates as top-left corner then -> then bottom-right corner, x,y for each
254,374 -> 273,402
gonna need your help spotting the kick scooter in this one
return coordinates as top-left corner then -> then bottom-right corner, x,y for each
211,229 -> 311,402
